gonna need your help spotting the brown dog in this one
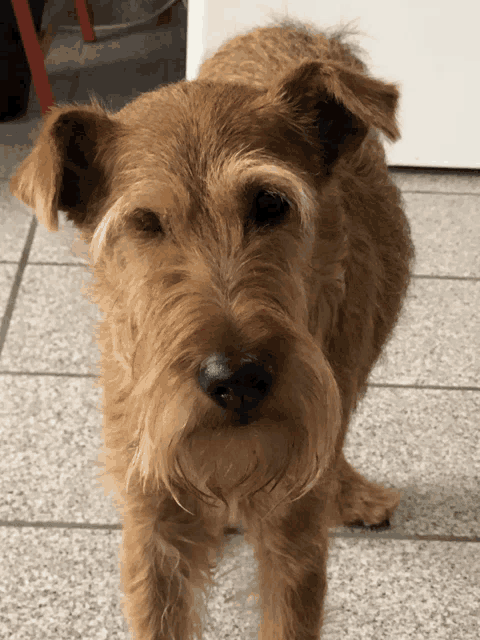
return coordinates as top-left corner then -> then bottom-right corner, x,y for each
11,19 -> 413,640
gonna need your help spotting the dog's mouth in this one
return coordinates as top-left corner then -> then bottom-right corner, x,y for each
214,398 -> 266,428
213,387 -> 264,421
209,398 -> 290,430
177,432 -> 291,504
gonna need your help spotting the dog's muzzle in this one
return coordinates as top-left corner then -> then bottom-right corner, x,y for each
198,353 -> 273,424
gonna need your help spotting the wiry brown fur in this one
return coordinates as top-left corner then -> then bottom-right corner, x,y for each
11,19 -> 413,640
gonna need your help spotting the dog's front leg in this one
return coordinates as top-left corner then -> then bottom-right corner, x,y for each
252,490 -> 330,640
120,491 -> 218,640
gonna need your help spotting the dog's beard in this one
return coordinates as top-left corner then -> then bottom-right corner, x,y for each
176,417 -> 314,506
124,334 -> 341,511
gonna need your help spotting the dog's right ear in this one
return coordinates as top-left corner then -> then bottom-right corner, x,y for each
10,103 -> 117,232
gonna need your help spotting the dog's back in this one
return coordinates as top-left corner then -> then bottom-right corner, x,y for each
198,19 -> 366,88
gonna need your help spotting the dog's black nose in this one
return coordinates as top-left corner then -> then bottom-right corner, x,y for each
198,353 -> 273,420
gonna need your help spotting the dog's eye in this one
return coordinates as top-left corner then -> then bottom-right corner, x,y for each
131,209 -> 163,236
248,190 -> 290,230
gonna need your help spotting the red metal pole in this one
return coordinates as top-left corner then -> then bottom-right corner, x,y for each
10,0 -> 54,114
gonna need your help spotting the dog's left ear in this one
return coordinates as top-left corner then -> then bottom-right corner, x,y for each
269,59 -> 399,167
10,103 -> 117,232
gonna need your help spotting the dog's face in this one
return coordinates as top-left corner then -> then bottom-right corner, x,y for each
10,60 -> 398,505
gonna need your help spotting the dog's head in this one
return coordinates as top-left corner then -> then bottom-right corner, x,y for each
10,53 -> 399,506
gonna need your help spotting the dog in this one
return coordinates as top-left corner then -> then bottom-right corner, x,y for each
11,18 -> 414,640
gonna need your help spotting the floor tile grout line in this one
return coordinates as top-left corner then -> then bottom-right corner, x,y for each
0,216 -> 37,359
0,520 -> 478,543
413,274 -> 479,281
0,261 -> 478,282
331,531 -> 480,543
0,371 -> 477,392
0,260 -> 87,267
400,189 -> 480,196
370,383 -> 480,392
0,370 -> 97,378
0,520 -> 120,530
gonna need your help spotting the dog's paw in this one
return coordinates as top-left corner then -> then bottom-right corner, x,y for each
334,458 -> 401,529
345,517 -> 392,531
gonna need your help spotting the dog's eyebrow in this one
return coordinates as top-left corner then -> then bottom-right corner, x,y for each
241,165 -> 315,208
207,151 -> 318,231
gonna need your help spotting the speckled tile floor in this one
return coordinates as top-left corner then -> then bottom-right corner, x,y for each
0,3 -> 479,639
